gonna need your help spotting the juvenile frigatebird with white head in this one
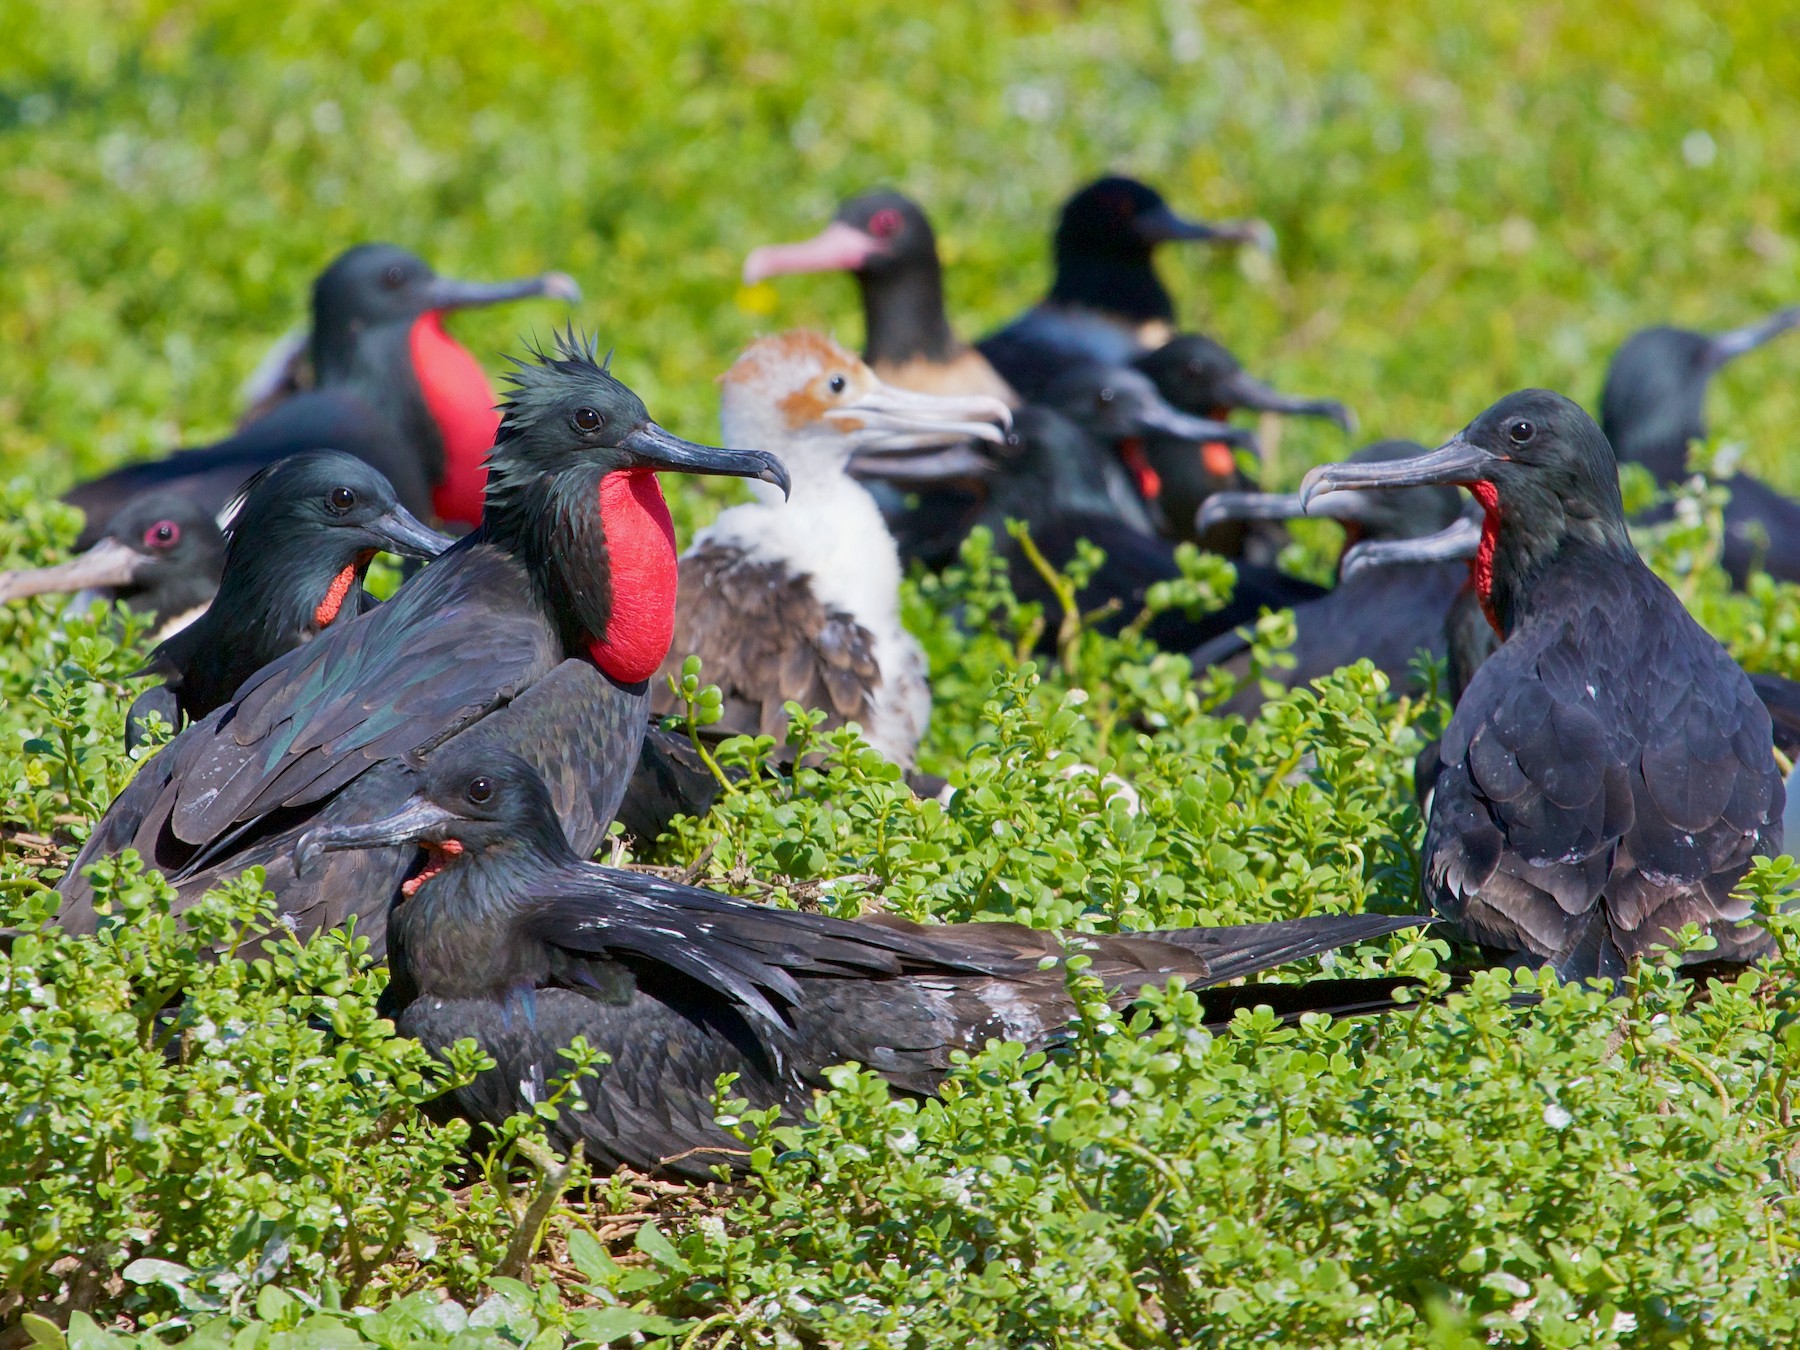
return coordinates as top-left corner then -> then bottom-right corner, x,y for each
651,331 -> 1009,766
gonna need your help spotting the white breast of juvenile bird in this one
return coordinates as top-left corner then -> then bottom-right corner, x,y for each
699,332 -> 931,762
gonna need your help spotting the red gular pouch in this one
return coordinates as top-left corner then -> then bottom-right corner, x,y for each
586,469 -> 678,684
410,312 -> 502,528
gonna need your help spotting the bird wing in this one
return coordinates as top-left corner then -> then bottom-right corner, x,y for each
129,540 -> 560,854
1428,555 -> 1779,971
652,542 -> 881,740
525,866 -> 1011,1032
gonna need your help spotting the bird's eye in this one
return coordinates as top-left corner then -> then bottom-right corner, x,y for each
467,775 -> 494,804
142,520 -> 180,549
328,486 -> 357,513
1098,387 -> 1116,404
1506,418 -> 1535,445
867,208 -> 903,239
572,406 -> 604,432
827,374 -> 847,394
383,265 -> 406,288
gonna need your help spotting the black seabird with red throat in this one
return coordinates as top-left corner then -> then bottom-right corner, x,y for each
65,244 -> 579,540
57,333 -> 788,955
1135,334 -> 1354,554
126,451 -> 451,745
295,743 -> 1430,1179
0,492 -> 225,639
1600,306 -> 1800,585
976,176 -> 1268,403
1301,390 -> 1783,979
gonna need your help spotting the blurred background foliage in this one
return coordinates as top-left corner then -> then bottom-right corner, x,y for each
5,0 -> 1800,515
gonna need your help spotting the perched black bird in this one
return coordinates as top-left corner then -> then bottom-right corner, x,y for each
889,402 -> 1323,656
1601,305 -> 1800,585
1301,391 -> 1783,979
296,743 -> 1429,1179
65,244 -> 579,540
0,493 -> 225,639
57,334 -> 788,955
126,451 -> 451,746
1135,334 -> 1354,556
977,176 -> 1269,403
1190,441 -> 1467,713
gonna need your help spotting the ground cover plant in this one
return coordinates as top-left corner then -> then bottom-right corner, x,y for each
6,1 -> 1800,1345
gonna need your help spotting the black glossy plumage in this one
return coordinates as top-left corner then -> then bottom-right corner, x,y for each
297,745 -> 1429,1178
1600,309 -> 1800,585
1134,334 -> 1353,553
57,335 -> 788,955
1189,441 -> 1467,713
126,451 -> 452,746
977,177 -> 1265,403
1303,392 -> 1783,978
969,407 -> 1324,654
0,492 -> 225,636
64,244 -> 574,541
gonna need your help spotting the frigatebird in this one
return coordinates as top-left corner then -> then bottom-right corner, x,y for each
295,743 -> 1429,1178
649,331 -> 1009,766
976,176 -> 1269,404
743,190 -> 1020,407
1189,441 -> 1467,714
0,493 -> 225,639
65,244 -> 579,540
1600,305 -> 1800,585
126,451 -> 451,746
1301,391 -> 1782,979
1134,335 -> 1354,556
57,333 -> 787,955
881,402 -> 1323,656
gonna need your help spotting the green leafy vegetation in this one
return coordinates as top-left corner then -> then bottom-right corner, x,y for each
7,2 -> 1800,1345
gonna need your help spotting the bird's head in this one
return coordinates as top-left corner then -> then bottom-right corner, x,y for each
719,330 -> 1009,490
1301,391 -> 1629,634
222,450 -> 451,569
742,190 -> 939,285
294,744 -> 575,902
1042,362 -> 1254,452
1201,439 -> 1458,554
1054,176 -> 1270,262
0,492 -> 225,611
489,330 -> 788,497
1600,307 -> 1800,478
1136,334 -> 1355,433
310,243 -> 580,352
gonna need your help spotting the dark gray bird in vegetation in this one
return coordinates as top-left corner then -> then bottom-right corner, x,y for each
296,743 -> 1431,1178
1601,305 -> 1800,585
1302,391 -> 1783,979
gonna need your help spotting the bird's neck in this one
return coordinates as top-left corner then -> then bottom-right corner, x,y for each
213,534 -> 375,650
314,320 -> 449,490
859,259 -> 961,367
1047,253 -> 1175,325
388,851 -> 570,1002
481,463 -> 677,685
312,316 -> 502,529
1481,490 -> 1636,637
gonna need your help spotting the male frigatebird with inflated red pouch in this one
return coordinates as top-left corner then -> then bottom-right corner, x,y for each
65,244 -> 578,540
58,332 -> 787,956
